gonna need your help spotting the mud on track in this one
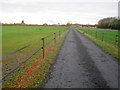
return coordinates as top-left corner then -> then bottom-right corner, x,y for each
44,28 -> 118,88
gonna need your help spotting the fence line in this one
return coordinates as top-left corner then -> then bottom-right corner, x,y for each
1,30 -> 66,83
0,47 -> 43,83
79,29 -> 119,47
0,39 -> 43,60
0,31 -> 61,60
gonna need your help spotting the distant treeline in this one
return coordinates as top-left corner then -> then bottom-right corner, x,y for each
1,23 -> 97,27
1,24 -> 66,26
98,17 -> 120,30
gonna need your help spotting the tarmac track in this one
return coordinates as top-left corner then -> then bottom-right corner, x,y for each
44,28 -> 118,88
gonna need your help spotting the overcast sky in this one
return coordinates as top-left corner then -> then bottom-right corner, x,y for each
0,0 -> 119,24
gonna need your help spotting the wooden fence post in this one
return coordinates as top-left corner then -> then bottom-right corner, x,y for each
102,33 -> 104,41
54,33 -> 56,44
59,31 -> 60,38
96,31 -> 97,39
42,38 -> 44,59
115,35 -> 118,47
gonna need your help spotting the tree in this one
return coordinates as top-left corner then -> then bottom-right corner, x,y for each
98,17 -> 120,30
66,21 -> 72,26
43,23 -> 48,26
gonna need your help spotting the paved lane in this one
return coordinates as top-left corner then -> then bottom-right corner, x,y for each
44,28 -> 118,88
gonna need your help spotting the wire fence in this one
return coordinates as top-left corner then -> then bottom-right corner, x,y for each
78,29 -> 119,48
1,30 -> 66,85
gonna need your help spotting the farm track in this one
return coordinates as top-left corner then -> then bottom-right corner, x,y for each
44,28 -> 118,88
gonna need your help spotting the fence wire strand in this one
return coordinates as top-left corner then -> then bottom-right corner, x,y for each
1,30 -> 65,83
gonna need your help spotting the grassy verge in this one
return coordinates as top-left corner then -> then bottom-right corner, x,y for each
41,30 -> 69,87
78,30 -> 119,59
2,30 -> 69,88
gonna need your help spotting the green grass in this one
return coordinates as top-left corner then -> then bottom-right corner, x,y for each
76,27 -> 119,59
2,28 -> 69,88
2,26 -> 69,84
77,28 -> 119,46
2,26 -> 68,56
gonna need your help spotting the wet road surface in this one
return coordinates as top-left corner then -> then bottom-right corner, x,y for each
44,28 -> 118,88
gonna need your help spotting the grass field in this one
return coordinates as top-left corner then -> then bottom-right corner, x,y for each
2,26 -> 67,56
2,26 -> 69,88
76,27 -> 119,59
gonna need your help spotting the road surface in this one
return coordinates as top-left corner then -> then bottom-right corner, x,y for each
44,28 -> 118,88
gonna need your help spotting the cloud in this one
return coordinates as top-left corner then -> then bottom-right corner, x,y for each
0,0 -> 118,24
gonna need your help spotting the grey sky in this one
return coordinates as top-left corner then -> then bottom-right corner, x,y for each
0,0 -> 119,24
